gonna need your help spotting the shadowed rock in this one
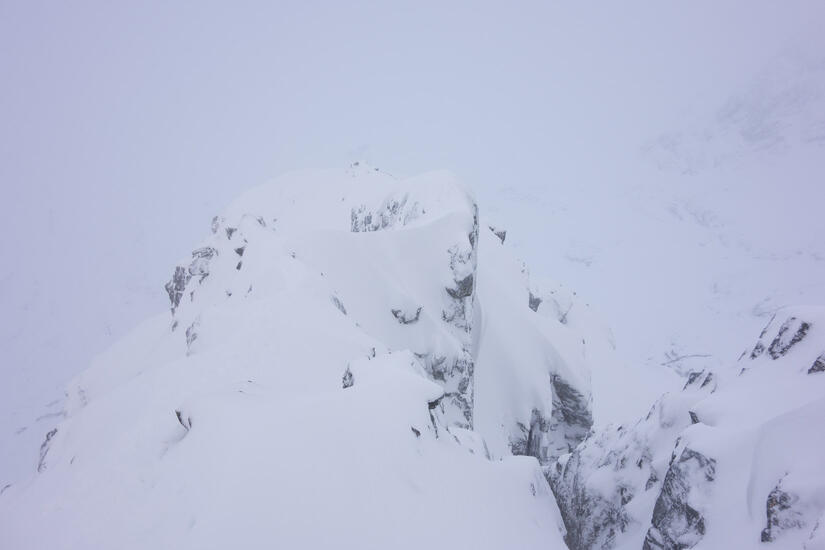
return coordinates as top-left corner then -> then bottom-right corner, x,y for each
488,225 -> 506,244
391,307 -> 422,324
446,274 -> 474,300
767,317 -> 810,359
37,428 -> 58,473
751,315 -> 812,360
331,295 -> 347,315
529,292 -> 542,312
809,353 -> 825,374
643,448 -> 715,550
761,481 -> 805,542
342,367 -> 354,389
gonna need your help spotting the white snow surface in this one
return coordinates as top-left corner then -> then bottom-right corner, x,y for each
0,165 -> 630,549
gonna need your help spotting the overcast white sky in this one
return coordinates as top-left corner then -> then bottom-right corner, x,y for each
2,1 -> 824,477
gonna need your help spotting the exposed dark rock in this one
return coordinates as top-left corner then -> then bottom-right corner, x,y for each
164,266 -> 190,313
468,204 -> 479,249
342,367 -> 354,389
643,448 -> 715,550
551,449 -> 630,550
488,225 -> 507,244
175,410 -> 192,431
446,274 -> 474,300
416,353 -> 448,382
688,411 -> 700,424
225,227 -> 237,239
529,292 -> 543,312
750,341 -> 766,359
410,426 -> 421,438
549,374 -> 593,461
646,470 -> 659,491
683,371 -> 703,389
165,247 -> 218,314
234,246 -> 245,257
510,409 -> 550,459
420,352 -> 474,429
761,481 -> 805,542
185,320 -> 199,353
190,246 -> 216,266
350,194 -> 424,232
619,486 -> 634,506
391,307 -> 422,324
37,428 -> 58,473
426,395 -> 444,437
331,295 -> 347,315
750,314 -> 776,358
767,317 -> 811,359
809,353 -> 825,374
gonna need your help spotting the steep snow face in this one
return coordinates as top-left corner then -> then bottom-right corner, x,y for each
0,165 -> 619,549
550,306 -> 825,550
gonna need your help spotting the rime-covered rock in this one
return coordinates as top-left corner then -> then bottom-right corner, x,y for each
550,307 -> 825,550
643,447 -> 716,550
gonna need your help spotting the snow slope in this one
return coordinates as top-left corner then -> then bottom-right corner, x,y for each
0,165 -> 626,549
551,307 -> 825,550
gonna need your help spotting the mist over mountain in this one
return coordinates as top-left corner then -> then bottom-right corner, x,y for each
2,2 -> 824,549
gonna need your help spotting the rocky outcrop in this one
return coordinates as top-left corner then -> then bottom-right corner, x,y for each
424,351 -> 475,428
350,193 -> 424,232
435,203 -> 479,428
548,374 -> 593,461
488,225 -> 506,244
643,447 -> 715,550
164,246 -> 218,314
517,375 -> 592,467
442,246 -> 477,331
551,447 -> 631,550
391,307 -> 422,324
342,367 -> 354,389
761,480 -> 805,543
749,314 -> 812,360
36,428 -> 57,473
548,370 -> 715,550
809,353 -> 825,374
528,291 -> 542,312
549,307 -> 825,550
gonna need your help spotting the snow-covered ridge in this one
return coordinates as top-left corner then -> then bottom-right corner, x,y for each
4,164 -> 820,550
0,165 -> 619,549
